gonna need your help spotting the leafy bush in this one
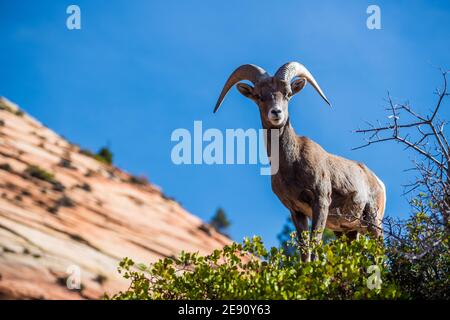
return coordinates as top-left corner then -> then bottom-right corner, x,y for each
55,195 -> 76,208
95,147 -> 113,165
58,158 -> 75,169
24,165 -> 57,184
0,103 -> 15,114
52,181 -> 66,192
0,102 -> 24,117
278,216 -> 335,256
385,204 -> 450,299
47,195 -> 75,214
80,147 -> 113,165
79,182 -> 92,192
21,189 -> 31,197
128,175 -> 149,185
47,206 -> 59,214
0,163 -> 13,172
108,234 -> 402,300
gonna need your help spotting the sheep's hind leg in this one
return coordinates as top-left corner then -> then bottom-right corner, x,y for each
346,230 -> 359,241
363,203 -> 383,239
334,231 -> 344,238
291,211 -> 310,262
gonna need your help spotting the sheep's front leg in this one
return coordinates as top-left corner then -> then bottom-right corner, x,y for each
291,211 -> 310,262
310,198 -> 330,260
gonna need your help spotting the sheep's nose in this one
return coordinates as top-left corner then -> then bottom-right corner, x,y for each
271,109 -> 282,116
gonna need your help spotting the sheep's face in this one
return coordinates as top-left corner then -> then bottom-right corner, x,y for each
236,77 -> 307,128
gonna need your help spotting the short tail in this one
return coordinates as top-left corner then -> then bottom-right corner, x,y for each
376,177 -> 386,219
373,175 -> 386,237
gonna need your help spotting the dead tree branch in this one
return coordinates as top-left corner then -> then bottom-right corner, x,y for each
354,69 -> 450,260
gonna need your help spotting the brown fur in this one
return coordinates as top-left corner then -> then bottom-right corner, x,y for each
215,63 -> 386,261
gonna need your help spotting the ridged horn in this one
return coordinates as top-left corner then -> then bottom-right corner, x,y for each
275,62 -> 331,106
214,64 -> 268,113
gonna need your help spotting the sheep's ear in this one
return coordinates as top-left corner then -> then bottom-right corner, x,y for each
236,83 -> 255,99
291,78 -> 307,95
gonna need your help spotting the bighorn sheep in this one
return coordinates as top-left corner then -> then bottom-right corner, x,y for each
214,62 -> 386,261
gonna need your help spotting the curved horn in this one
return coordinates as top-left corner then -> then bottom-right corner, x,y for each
275,62 -> 331,106
214,64 -> 268,113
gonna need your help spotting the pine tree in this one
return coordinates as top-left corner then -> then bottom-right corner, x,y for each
210,208 -> 230,236
96,147 -> 113,165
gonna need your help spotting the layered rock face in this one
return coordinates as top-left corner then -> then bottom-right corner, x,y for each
0,97 -> 229,299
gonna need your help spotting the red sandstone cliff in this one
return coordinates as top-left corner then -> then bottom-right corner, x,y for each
0,97 -> 229,299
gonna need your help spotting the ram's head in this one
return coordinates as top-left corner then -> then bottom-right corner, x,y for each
214,62 -> 331,128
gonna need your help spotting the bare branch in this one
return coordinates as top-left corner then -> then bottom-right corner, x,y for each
353,68 -> 450,260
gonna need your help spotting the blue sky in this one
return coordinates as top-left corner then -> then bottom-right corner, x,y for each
1,1 -> 449,248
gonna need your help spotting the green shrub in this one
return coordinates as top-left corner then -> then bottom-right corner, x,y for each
79,182 -> 92,192
59,158 -> 75,169
385,204 -> 450,299
24,165 -> 56,184
48,206 -> 59,214
80,147 -> 113,165
278,216 -> 335,256
52,181 -> 66,192
21,189 -> 31,197
108,234 -> 402,300
0,102 -> 24,116
56,195 -> 75,208
128,175 -> 149,185
95,147 -> 113,165
0,104 -> 14,113
0,163 -> 13,172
